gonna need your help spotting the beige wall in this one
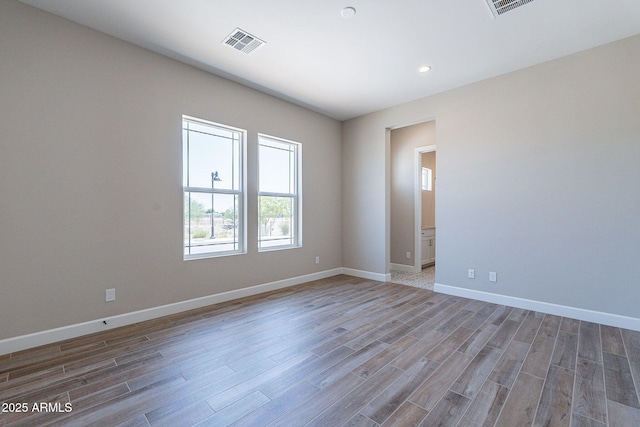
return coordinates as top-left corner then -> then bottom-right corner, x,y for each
0,1 -> 342,341
343,34 -> 640,320
3,0 -> 640,344
389,122 -> 436,266
422,151 -> 436,228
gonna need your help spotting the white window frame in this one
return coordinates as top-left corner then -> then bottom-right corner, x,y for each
257,134 -> 302,251
422,167 -> 433,191
183,115 -> 246,260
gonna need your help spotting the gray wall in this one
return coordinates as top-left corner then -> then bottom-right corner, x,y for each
2,0 -> 639,343
0,1 -> 342,341
343,34 -> 640,319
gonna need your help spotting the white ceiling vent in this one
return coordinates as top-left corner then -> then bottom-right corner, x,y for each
485,0 -> 537,18
222,28 -> 265,54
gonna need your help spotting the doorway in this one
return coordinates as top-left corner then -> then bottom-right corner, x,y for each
414,145 -> 436,272
388,120 -> 436,289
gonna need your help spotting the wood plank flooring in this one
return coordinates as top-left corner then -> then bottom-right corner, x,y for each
1,275 -> 640,426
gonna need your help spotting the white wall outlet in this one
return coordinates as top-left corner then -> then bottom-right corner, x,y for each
489,272 -> 497,282
468,269 -> 475,279
105,288 -> 115,302
406,252 -> 411,259
315,256 -> 320,264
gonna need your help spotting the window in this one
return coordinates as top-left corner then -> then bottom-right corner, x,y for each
258,135 -> 301,250
183,116 -> 245,259
422,167 -> 433,191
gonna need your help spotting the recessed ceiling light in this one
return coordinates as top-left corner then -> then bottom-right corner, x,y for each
341,7 -> 356,18
418,65 -> 432,73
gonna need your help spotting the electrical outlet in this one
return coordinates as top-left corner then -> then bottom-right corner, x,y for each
489,272 -> 497,282
468,269 -> 475,279
406,252 -> 411,259
105,288 -> 115,302
315,256 -> 320,264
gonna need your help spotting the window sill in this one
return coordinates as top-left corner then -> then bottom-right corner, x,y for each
258,245 -> 301,253
184,250 -> 246,261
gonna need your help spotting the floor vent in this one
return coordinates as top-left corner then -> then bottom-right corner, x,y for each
222,28 -> 265,54
485,0 -> 537,18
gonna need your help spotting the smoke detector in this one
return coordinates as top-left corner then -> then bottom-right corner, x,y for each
485,0 -> 537,18
222,28 -> 265,54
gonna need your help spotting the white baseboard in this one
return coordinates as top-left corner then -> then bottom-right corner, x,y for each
0,268 -> 343,355
341,267 -> 391,283
390,263 -> 417,273
434,283 -> 640,332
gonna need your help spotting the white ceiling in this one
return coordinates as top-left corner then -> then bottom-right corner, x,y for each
20,0 -> 640,121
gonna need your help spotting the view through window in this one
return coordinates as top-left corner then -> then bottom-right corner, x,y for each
258,135 -> 301,250
183,117 -> 244,258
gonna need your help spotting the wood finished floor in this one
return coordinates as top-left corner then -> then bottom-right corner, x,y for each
2,275 -> 640,427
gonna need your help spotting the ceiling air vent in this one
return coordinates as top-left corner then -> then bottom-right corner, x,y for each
222,28 -> 265,54
485,0 -> 537,18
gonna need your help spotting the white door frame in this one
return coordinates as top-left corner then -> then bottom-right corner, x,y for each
413,145 -> 436,273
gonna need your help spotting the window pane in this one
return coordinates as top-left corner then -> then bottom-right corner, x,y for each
422,167 -> 432,191
184,121 -> 240,191
184,192 -> 239,255
259,139 -> 295,194
183,117 -> 244,259
258,196 -> 294,248
182,128 -> 188,186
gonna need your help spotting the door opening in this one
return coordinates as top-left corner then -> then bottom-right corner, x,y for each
414,145 -> 436,273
